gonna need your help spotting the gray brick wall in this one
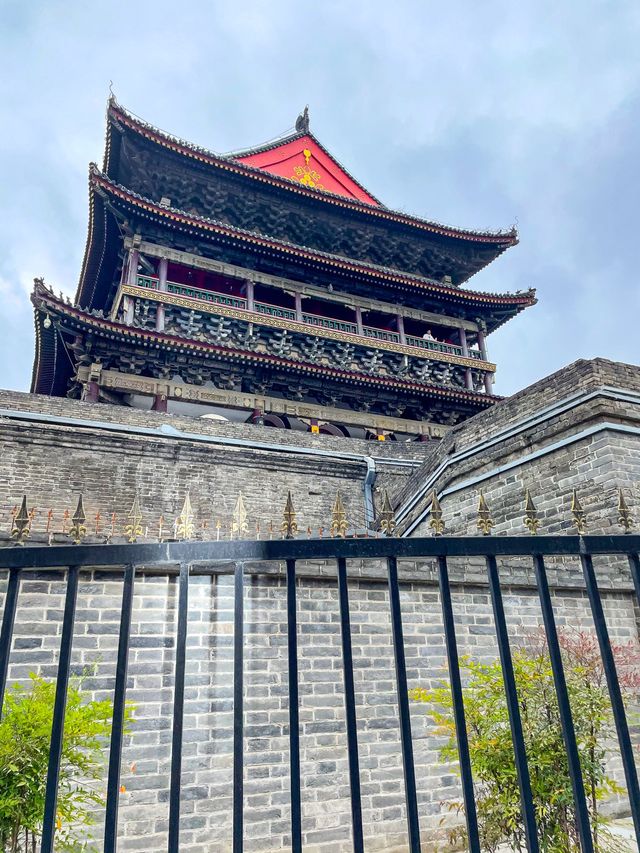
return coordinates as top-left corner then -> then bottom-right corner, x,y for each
0,390 -> 429,541
1,567 -> 637,852
1,358 -> 639,850
396,358 -> 640,540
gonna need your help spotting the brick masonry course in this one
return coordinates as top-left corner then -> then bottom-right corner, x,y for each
1,358 -> 640,850
0,568 -> 636,852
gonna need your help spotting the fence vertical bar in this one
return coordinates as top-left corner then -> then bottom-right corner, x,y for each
485,555 -> 539,852
286,558 -> 302,853
233,562 -> 245,853
436,555 -> 481,853
337,557 -> 364,853
387,556 -> 421,853
627,553 -> 640,610
0,568 -> 20,717
104,563 -> 136,853
580,551 -> 640,844
168,562 -> 190,853
533,554 -> 593,852
40,565 -> 80,853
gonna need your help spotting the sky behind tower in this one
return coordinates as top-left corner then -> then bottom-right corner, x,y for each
1,0 -> 639,396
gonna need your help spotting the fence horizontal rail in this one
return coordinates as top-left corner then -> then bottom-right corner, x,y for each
0,533 -> 639,570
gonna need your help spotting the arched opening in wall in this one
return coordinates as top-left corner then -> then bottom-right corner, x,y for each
317,422 -> 349,437
341,425 -> 368,440
286,417 -> 308,432
261,414 -> 291,429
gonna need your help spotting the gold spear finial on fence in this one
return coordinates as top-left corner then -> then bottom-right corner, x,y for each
523,489 -> 540,535
69,496 -> 87,544
617,488 -> 633,534
11,495 -> 31,545
231,493 -> 249,539
429,490 -> 445,536
571,489 -> 587,534
330,491 -> 348,538
477,491 -> 494,536
125,495 -> 144,543
378,491 -> 397,536
281,491 -> 298,540
176,493 -> 195,540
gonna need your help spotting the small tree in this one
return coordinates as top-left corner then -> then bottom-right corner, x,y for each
411,630 -> 640,852
0,673 -> 133,853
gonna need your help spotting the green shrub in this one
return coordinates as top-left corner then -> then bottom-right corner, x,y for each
411,630 -> 640,852
0,673 -> 133,852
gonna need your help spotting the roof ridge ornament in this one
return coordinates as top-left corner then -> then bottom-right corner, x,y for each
295,106 -> 310,134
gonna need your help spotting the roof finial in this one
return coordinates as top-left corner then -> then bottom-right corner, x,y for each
295,105 -> 310,134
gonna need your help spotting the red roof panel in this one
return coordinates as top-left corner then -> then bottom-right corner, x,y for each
235,134 -> 381,206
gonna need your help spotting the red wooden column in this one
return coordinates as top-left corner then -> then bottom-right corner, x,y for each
459,328 -> 474,391
477,327 -> 494,394
156,258 -> 168,331
158,258 -> 168,291
127,249 -> 139,286
152,393 -> 168,413
477,328 -> 489,361
246,280 -> 255,312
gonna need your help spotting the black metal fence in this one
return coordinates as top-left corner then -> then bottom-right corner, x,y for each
1,534 -> 640,853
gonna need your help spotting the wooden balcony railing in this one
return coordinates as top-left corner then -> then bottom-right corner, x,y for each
363,327 -> 400,343
134,276 -> 483,362
405,334 -> 482,359
254,301 -> 296,320
302,312 -> 358,334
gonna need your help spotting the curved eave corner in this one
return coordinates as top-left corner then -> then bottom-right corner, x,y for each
74,167 -> 113,310
30,288 -> 66,396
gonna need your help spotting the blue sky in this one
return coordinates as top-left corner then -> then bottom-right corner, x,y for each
1,0 -> 639,396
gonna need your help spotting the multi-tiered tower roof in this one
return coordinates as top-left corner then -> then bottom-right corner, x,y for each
31,99 -> 535,439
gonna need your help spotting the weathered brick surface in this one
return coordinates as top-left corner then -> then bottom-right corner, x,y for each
0,389 -> 429,539
0,389 -> 436,460
395,358 -> 640,543
0,567 -> 636,852
1,359 -> 639,850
